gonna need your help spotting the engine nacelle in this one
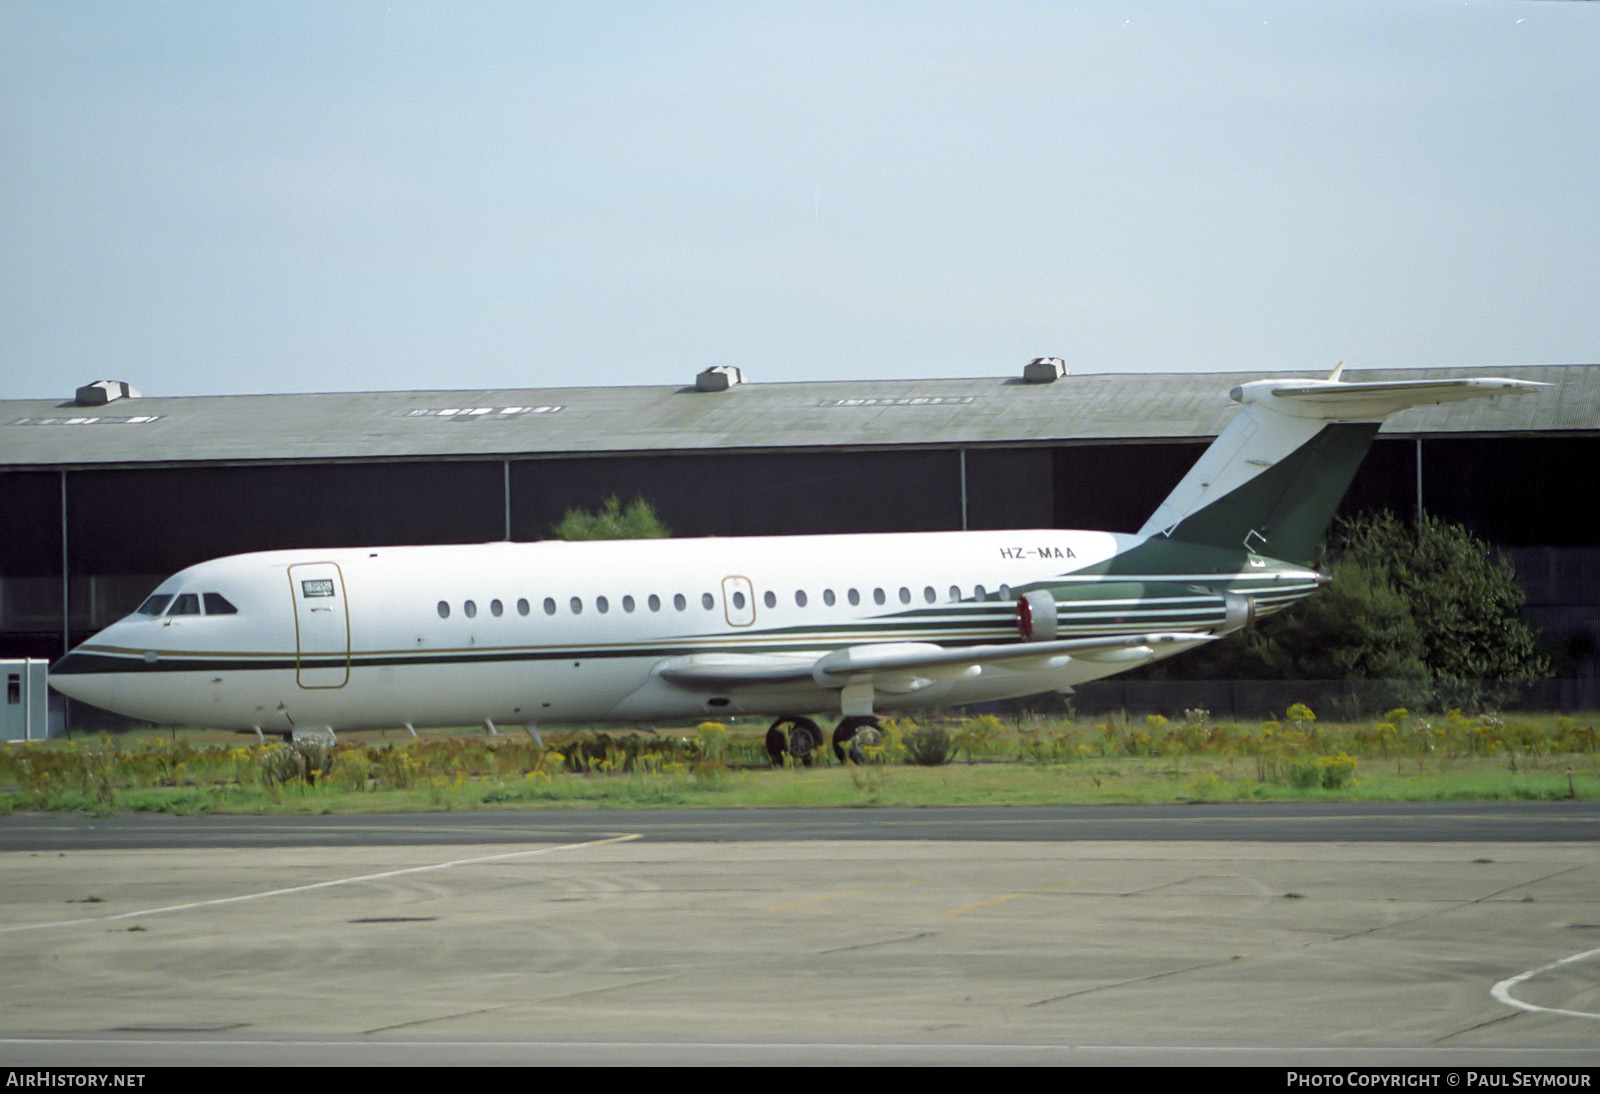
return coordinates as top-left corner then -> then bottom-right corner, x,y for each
1017,584 -> 1258,641
1221,591 -> 1257,634
1017,589 -> 1059,641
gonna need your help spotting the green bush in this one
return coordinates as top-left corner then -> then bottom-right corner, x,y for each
902,726 -> 952,766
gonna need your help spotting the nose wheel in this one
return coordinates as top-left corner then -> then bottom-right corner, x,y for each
765,716 -> 823,766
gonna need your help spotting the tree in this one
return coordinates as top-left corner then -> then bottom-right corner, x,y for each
550,496 -> 671,540
1237,552 -> 1430,684
1322,512 -> 1549,708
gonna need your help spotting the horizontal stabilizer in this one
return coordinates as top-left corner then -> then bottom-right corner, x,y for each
1232,376 -> 1546,421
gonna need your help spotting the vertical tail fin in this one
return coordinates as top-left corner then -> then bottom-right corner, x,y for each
1137,373 -> 1544,565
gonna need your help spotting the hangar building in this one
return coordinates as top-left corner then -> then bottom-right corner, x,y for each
3,362 -> 1597,715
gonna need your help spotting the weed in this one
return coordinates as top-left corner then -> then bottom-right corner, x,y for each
1286,753 -> 1358,790
1185,768 -> 1229,801
2,709 -> 1596,815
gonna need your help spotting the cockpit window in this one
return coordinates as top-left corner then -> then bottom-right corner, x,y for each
168,593 -> 201,616
136,594 -> 173,616
203,593 -> 238,615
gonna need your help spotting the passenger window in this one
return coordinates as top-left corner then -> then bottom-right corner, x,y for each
438,601 -> 450,619
137,594 -> 173,616
847,589 -> 860,606
596,596 -> 609,614
464,600 -> 477,619
570,597 -> 583,615
872,588 -> 886,606
674,594 -> 687,611
203,593 -> 238,615
823,589 -> 835,606
764,590 -> 776,609
543,598 -> 556,615
732,591 -> 746,609
701,592 -> 714,610
923,587 -> 936,604
491,599 -> 503,617
623,595 -> 636,613
648,594 -> 661,612
795,590 -> 808,608
999,585 -> 1012,601
974,585 -> 987,600
899,587 -> 911,605
518,599 -> 530,616
949,586 -> 961,602
169,593 -> 201,616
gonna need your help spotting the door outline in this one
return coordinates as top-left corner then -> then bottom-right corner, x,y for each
721,575 -> 756,628
289,562 -> 351,688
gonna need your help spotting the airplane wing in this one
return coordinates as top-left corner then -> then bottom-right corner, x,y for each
654,632 -> 1214,692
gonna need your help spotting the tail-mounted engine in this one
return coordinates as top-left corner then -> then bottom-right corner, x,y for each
1220,591 -> 1256,634
1017,584 -> 1258,641
1016,589 -> 1058,641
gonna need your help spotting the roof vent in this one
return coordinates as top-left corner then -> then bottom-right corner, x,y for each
1022,358 -> 1067,384
75,380 -> 143,406
695,366 -> 745,392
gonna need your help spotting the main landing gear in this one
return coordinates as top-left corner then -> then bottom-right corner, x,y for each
765,717 -> 822,766
830,716 -> 879,764
765,715 -> 881,766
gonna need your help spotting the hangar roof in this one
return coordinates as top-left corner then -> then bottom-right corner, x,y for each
2,364 -> 1594,471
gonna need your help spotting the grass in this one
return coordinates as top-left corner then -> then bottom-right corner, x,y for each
3,709 -> 1596,816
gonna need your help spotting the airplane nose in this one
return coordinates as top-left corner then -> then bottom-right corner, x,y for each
47,647 -> 118,708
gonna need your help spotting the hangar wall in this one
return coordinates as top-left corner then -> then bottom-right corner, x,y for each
508,448 -> 968,539
3,433 -> 1597,708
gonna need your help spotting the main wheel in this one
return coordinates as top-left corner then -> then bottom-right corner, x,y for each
832,716 -> 880,763
787,718 -> 821,766
764,720 -> 788,767
767,716 -> 823,766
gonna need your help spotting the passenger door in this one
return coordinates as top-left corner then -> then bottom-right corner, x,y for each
289,562 -> 350,688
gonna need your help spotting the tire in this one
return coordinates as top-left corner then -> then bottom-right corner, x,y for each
832,716 -> 878,764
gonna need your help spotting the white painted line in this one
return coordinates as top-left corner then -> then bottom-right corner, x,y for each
1491,944 -> 1600,1020
0,833 -> 641,935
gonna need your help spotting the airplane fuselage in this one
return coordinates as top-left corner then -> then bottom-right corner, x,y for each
49,529 -> 1317,734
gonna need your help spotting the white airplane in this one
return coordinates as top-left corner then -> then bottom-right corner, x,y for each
49,370 -> 1541,760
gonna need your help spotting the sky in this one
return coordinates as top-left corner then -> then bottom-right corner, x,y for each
2,1 -> 1597,400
